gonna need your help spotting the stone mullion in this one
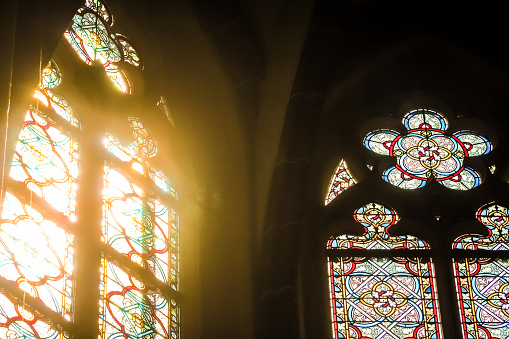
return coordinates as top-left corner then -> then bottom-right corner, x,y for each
73,127 -> 104,339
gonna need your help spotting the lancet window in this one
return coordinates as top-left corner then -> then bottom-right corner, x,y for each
453,203 -> 509,339
327,203 -> 442,339
0,61 -> 77,339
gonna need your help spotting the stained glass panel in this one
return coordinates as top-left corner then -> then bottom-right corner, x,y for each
101,118 -> 178,338
102,167 -> 177,289
327,203 -> 441,339
329,257 -> 441,339
325,160 -> 356,205
64,0 -> 141,93
453,204 -> 509,338
99,259 -> 178,339
9,107 -> 79,220
0,192 -> 74,339
364,109 -> 492,190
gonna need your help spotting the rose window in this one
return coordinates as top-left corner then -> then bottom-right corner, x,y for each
364,109 -> 493,190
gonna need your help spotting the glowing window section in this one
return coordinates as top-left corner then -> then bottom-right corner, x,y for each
325,159 -> 356,205
0,192 -> 74,339
364,109 -> 492,190
453,204 -> 509,339
0,61 -> 76,338
101,118 -> 179,338
64,0 -> 141,93
327,203 -> 442,339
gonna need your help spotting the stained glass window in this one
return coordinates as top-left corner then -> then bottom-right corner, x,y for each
0,61 -> 77,338
101,118 -> 179,339
64,0 -> 141,93
1,2 -> 181,338
325,159 -> 356,205
364,109 -> 492,190
327,202 -> 442,339
453,203 -> 509,338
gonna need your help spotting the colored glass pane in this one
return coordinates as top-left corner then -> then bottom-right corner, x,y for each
101,118 -> 178,338
327,203 -> 442,339
453,204 -> 509,338
325,160 -> 356,205
64,0 -> 141,93
102,167 -> 178,289
9,110 -> 79,220
0,192 -> 74,339
364,109 -> 492,190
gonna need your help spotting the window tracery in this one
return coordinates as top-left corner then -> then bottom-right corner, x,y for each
64,0 -> 141,93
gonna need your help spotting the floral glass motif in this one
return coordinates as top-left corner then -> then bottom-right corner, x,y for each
328,203 -> 442,339
65,0 -> 141,93
364,109 -> 492,190
325,160 -> 356,205
453,204 -> 509,339
0,61 -> 77,339
101,119 -> 178,338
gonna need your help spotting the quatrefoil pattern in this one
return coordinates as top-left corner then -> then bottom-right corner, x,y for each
364,109 -> 492,190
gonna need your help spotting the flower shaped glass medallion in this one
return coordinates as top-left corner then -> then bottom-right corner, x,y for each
364,109 -> 493,190
453,204 -> 509,338
327,203 -> 442,339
